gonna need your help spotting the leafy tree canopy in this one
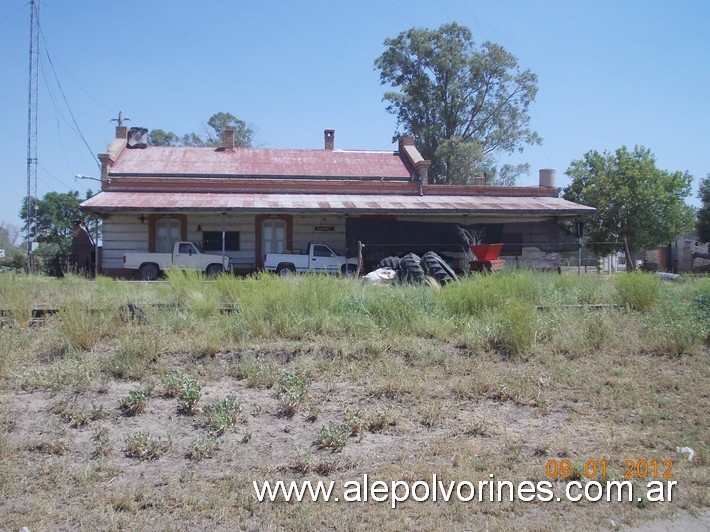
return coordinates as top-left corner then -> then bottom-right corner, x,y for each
0,222 -> 20,253
563,146 -> 695,259
375,22 -> 541,185
19,191 -> 93,253
696,175 -> 710,242
148,112 -> 255,148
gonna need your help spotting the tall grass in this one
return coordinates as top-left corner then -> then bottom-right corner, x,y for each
691,278 -> 710,343
613,272 -> 660,311
58,304 -> 118,350
0,273 -> 45,328
1,270 -> 707,366
495,301 -> 537,357
434,271 -> 540,316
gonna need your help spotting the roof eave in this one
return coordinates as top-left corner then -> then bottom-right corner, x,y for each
81,204 -> 595,218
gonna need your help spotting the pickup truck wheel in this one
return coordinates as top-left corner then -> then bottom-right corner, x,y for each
139,263 -> 160,281
276,264 -> 296,276
205,264 -> 223,277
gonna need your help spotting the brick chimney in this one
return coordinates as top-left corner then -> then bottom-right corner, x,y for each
324,129 -> 334,150
399,135 -> 415,148
223,128 -> 235,151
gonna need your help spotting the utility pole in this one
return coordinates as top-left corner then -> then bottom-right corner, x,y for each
26,0 -> 40,270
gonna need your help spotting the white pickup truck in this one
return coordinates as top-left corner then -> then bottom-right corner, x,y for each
264,243 -> 358,275
123,241 -> 231,280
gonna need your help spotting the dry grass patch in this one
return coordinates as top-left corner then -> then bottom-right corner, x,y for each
0,272 -> 707,530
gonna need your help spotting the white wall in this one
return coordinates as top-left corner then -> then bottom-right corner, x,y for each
101,214 -> 148,269
100,212 -> 350,271
186,214 -> 256,267
291,214 -> 347,255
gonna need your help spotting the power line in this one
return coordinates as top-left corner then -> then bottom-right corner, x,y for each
38,24 -> 100,170
0,3 -> 26,26
37,162 -> 73,190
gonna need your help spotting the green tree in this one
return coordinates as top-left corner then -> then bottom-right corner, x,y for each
205,112 -> 254,147
0,222 -> 20,252
375,22 -> 540,185
148,129 -> 180,147
697,174 -> 710,242
148,112 -> 255,147
563,146 -> 695,266
19,191 -> 91,254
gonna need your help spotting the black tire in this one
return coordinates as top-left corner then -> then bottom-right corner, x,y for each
376,256 -> 401,270
399,253 -> 425,283
205,264 -> 223,277
421,251 -> 458,285
276,264 -> 296,276
139,263 -> 159,281
421,254 -> 454,285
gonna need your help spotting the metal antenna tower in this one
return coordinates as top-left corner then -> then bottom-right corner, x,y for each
26,0 -> 40,267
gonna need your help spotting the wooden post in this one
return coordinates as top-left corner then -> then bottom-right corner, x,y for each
356,241 -> 364,277
624,237 -> 635,272
94,216 -> 99,278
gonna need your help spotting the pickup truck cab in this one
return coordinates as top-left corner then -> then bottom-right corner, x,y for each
264,243 -> 358,276
123,241 -> 231,280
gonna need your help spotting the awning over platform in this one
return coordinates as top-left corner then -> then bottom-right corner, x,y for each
81,191 -> 594,218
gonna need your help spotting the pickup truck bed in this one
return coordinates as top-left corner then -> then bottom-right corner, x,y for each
123,241 -> 230,280
264,243 -> 358,275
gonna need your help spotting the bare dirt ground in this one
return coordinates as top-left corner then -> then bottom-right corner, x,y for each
0,332 -> 708,531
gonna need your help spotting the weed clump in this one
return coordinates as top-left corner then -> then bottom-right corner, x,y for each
276,372 -> 309,417
203,395 -> 242,435
315,422 -> 350,452
162,370 -> 188,397
119,387 -> 150,416
178,375 -> 202,415
231,356 -> 278,388
188,435 -> 219,461
93,425 -> 112,458
124,431 -> 172,460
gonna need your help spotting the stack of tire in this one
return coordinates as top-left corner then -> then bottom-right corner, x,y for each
375,251 -> 458,286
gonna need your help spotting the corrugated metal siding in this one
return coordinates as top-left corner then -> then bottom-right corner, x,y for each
109,148 -> 412,179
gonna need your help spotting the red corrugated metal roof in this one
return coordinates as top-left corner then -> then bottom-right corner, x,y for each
81,191 -> 595,216
109,147 -> 413,179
